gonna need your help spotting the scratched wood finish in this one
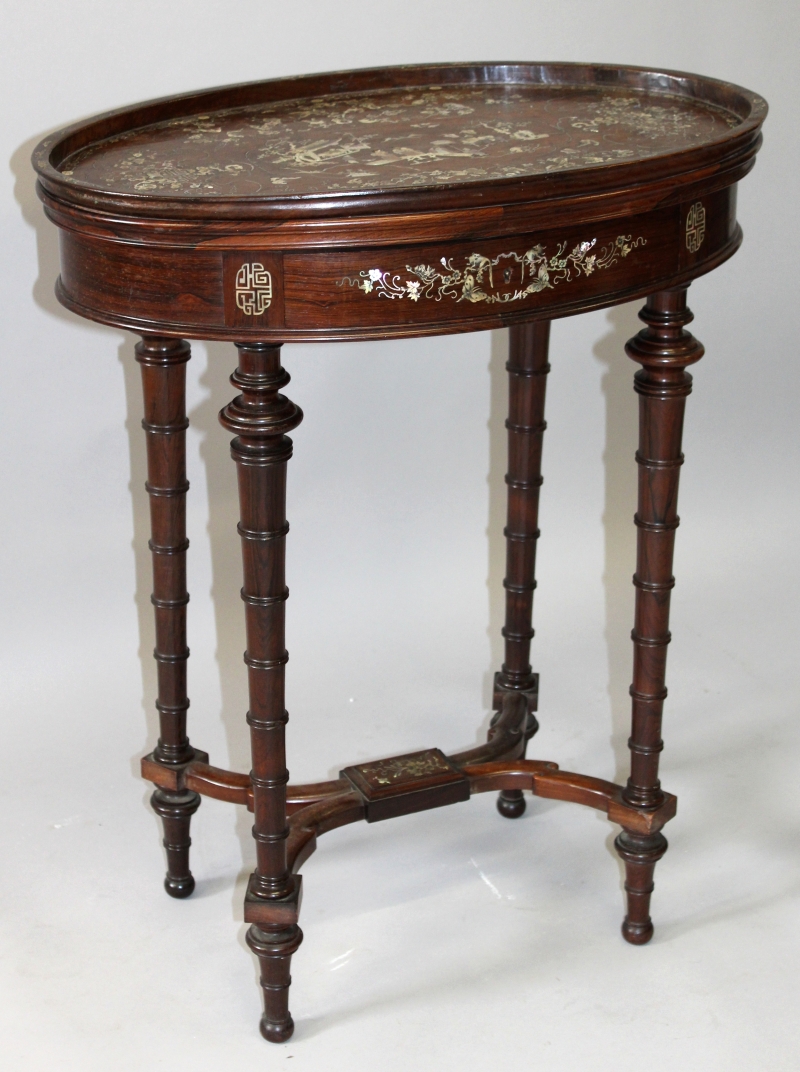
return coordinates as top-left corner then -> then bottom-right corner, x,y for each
32,63 -> 766,1045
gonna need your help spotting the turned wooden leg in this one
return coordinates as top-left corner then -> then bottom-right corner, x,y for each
615,288 -> 703,943
493,322 -> 550,818
136,337 -> 201,898
220,342 -> 304,1042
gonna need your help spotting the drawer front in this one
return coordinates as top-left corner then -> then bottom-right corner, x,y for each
57,189 -> 737,341
282,214 -> 673,331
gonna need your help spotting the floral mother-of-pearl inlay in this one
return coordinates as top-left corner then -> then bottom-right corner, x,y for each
337,235 -> 647,306
59,85 -> 741,198
358,753 -> 453,786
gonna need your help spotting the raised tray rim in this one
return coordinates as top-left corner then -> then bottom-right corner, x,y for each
32,61 -> 767,222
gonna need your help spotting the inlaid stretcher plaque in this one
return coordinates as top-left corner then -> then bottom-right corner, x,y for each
342,748 -> 470,822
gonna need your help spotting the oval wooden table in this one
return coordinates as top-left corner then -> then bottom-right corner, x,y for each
34,62 -> 767,1042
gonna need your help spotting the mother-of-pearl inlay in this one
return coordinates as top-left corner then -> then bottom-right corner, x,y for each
60,84 -> 740,198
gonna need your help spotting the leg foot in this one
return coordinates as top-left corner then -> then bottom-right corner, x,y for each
496,789 -> 526,818
260,1016 -> 294,1044
150,788 -> 201,898
615,830 -> 668,944
165,875 -> 195,899
247,924 -> 303,1043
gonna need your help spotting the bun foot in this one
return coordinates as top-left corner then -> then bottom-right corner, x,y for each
622,917 -> 654,945
164,874 -> 195,899
260,1014 -> 295,1043
496,789 -> 527,818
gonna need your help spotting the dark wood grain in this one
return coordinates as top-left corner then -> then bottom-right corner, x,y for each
33,62 -> 766,222
32,62 -> 766,1044
493,321 -> 549,818
56,83 -> 742,200
283,756 -> 677,875
341,749 -> 470,822
219,342 -> 303,1041
33,63 -> 762,342
136,336 -> 202,897
49,190 -> 742,342
615,286 -> 704,944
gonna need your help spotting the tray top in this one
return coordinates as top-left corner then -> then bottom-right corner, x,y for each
35,63 -> 766,219
60,84 -> 740,198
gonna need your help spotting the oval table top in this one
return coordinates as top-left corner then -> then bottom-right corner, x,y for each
33,63 -> 766,342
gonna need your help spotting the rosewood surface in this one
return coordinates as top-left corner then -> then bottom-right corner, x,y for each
32,61 -> 766,1043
